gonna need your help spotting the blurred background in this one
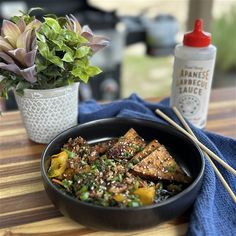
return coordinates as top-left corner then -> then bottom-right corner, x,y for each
0,0 -> 236,110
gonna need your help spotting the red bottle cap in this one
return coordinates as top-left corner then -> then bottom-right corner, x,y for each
183,19 -> 211,47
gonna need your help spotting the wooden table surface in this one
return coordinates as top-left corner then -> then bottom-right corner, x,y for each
0,87 -> 236,236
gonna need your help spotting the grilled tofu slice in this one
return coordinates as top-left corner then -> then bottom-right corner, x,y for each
132,146 -> 192,183
131,139 -> 162,164
107,128 -> 146,159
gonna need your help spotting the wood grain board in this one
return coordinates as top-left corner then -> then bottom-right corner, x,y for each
0,87 -> 235,236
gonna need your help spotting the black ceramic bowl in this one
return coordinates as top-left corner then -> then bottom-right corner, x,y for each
41,118 -> 205,231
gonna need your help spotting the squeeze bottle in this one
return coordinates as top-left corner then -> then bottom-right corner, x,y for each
170,19 -> 216,128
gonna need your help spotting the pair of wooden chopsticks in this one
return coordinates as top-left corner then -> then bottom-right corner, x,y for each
155,107 -> 236,204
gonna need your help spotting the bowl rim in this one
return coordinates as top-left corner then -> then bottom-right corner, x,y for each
41,117 -> 205,211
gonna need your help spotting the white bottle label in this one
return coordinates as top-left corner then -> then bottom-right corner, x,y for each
170,58 -> 215,128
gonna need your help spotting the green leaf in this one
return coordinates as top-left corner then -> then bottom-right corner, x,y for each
45,65 -> 62,77
60,44 -> 74,55
51,39 -> 64,49
36,63 -> 47,72
75,46 -> 91,58
11,16 -> 20,24
37,41 -> 50,58
28,7 -> 43,15
62,52 -> 74,62
0,76 -> 15,98
39,23 -> 57,40
39,24 -> 49,38
77,58 -> 89,67
76,35 -> 88,44
62,30 -> 78,42
15,81 -> 31,95
44,17 -> 61,33
35,55 -> 48,72
71,67 -> 89,83
62,29 -> 88,44
71,67 -> 80,77
86,66 -> 102,76
36,32 -> 46,43
47,55 -> 64,69
37,41 -> 64,69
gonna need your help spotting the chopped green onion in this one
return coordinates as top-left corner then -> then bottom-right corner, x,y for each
128,201 -> 140,207
80,185 -> 88,192
62,148 -> 76,159
80,192 -> 89,201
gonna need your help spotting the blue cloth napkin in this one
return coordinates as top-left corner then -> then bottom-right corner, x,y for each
78,94 -> 236,236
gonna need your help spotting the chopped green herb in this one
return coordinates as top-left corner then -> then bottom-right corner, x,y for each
80,191 -> 89,201
131,158 -> 139,165
80,185 -> 88,193
62,179 -> 72,189
127,162 -> 134,169
62,148 -> 76,159
128,201 -> 141,207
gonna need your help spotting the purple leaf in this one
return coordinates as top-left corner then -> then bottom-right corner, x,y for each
0,52 -> 14,63
0,61 -> 37,83
66,14 -> 82,33
24,49 -> 37,67
88,36 -> 110,53
25,19 -> 42,32
88,43 -> 107,54
8,48 -> 26,66
92,35 -> 110,45
16,30 -> 32,51
2,20 -> 21,47
65,15 -> 74,31
81,25 -> 93,41
0,36 -> 14,52
0,62 -> 21,74
30,37 -> 37,51
16,17 -> 26,32
19,65 -> 37,83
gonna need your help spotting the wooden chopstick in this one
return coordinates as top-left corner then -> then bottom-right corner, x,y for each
172,106 -> 236,204
155,109 -> 236,176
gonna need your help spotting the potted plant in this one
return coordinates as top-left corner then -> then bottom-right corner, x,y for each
0,9 -> 109,143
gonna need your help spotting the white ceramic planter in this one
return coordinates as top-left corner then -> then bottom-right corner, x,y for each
14,83 -> 79,144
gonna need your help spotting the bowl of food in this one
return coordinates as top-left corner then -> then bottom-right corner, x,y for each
41,118 -> 205,230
